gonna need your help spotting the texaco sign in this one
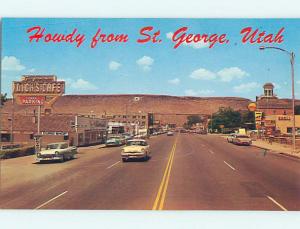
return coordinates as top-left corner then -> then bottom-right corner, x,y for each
13,75 -> 65,106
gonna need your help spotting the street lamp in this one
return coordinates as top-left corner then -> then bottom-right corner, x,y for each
259,46 -> 296,153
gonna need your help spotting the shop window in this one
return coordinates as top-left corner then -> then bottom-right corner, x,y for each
30,134 -> 34,139
64,135 -> 69,140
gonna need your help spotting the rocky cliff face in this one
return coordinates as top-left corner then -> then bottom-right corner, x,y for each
4,94 -> 300,126
51,94 -> 252,115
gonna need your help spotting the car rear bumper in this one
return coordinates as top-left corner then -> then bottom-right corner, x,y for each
121,152 -> 147,159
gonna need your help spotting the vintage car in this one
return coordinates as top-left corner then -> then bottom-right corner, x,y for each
105,137 -> 125,147
167,131 -> 174,136
227,133 -> 236,143
121,139 -> 150,162
232,134 -> 252,146
36,142 -> 77,162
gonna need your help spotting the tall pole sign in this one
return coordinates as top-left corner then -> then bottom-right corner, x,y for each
12,75 -> 65,152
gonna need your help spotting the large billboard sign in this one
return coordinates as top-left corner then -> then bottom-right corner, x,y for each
12,75 -> 65,106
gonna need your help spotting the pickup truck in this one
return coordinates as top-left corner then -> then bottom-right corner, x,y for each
36,142 -> 77,163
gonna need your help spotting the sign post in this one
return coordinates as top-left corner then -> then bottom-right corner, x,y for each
12,75 -> 65,154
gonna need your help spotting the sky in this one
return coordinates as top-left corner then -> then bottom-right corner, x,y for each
1,18 -> 300,100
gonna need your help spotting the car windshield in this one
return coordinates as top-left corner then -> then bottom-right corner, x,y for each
126,141 -> 147,146
46,144 -> 60,149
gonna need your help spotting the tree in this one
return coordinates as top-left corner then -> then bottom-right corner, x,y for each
185,115 -> 203,128
241,111 -> 256,130
0,93 -> 8,106
209,107 -> 242,132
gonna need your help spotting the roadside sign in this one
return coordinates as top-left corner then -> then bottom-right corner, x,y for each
247,102 -> 257,112
18,95 -> 45,105
255,112 -> 263,121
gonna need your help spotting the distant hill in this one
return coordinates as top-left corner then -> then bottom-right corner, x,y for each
1,94 -> 253,126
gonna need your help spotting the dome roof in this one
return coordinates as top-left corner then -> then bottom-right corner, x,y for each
263,82 -> 274,88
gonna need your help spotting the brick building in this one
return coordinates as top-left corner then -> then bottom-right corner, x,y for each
0,113 -> 107,147
256,83 -> 293,115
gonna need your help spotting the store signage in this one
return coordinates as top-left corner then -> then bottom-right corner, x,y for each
255,111 -> 263,121
278,116 -> 291,121
13,75 -> 65,95
13,75 -> 65,106
247,102 -> 257,112
19,95 -> 45,105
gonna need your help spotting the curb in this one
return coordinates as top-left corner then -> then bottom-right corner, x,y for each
252,144 -> 300,160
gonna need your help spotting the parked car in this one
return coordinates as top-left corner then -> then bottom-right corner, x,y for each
36,142 -> 77,162
167,131 -> 174,136
121,139 -> 150,162
106,138 -> 125,147
227,133 -> 236,143
232,134 -> 252,146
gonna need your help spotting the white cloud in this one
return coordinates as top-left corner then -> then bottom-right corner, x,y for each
185,89 -> 198,96
233,82 -> 260,93
168,78 -> 180,85
27,68 -> 36,73
185,89 -> 215,96
166,32 -> 209,49
189,67 -> 249,82
217,67 -> 249,82
136,56 -> 154,71
109,61 -> 122,71
2,56 -> 25,71
61,78 -> 98,91
190,68 -> 216,80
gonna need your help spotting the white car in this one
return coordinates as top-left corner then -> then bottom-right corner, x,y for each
121,139 -> 150,162
227,133 -> 236,143
36,142 -> 77,162
232,135 -> 252,146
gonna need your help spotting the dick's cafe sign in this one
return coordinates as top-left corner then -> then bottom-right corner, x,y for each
13,75 -> 65,106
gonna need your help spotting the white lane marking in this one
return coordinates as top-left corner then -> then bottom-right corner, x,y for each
223,161 -> 236,171
106,161 -> 121,169
35,191 -> 68,209
209,150 -> 215,154
266,195 -> 288,211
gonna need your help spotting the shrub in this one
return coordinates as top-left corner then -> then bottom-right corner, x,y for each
0,146 -> 35,159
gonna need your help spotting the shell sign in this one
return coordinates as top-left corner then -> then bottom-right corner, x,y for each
247,102 -> 257,112
12,75 -> 65,106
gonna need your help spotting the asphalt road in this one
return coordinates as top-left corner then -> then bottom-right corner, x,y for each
0,133 -> 299,210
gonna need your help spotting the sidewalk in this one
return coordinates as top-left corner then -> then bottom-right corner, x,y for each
251,140 -> 300,159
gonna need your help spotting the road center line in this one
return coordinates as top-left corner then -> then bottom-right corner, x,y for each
266,195 -> 288,211
107,161 -> 121,169
35,191 -> 68,209
209,150 -> 215,154
152,135 -> 178,210
223,161 -> 236,171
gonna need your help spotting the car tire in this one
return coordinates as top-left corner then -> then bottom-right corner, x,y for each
122,158 -> 127,162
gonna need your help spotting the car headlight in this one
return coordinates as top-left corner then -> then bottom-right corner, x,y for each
37,153 -> 41,157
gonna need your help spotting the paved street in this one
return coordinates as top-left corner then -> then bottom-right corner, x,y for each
0,133 -> 299,210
